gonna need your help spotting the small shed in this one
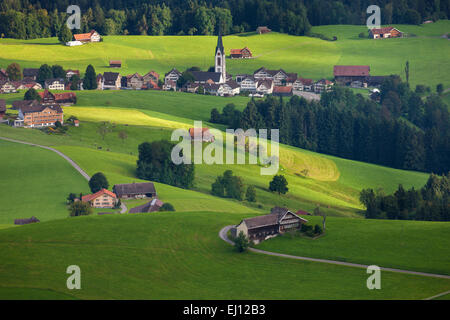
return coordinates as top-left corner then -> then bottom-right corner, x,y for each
109,60 -> 122,68
14,216 -> 40,225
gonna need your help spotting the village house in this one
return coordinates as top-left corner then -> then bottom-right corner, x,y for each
82,189 -> 117,209
113,182 -> 157,199
15,103 -> 63,128
23,68 -> 39,81
11,99 -> 39,110
253,68 -> 295,86
102,72 -> 121,90
239,76 -> 258,92
109,60 -> 122,68
14,216 -> 40,225
231,207 -> 308,244
273,86 -> 293,97
334,65 -> 370,85
257,26 -> 271,34
221,80 -> 240,96
15,81 -> 42,91
0,82 -> 18,93
66,69 -> 80,80
256,79 -> 274,95
186,82 -> 201,93
45,78 -> 65,90
230,47 -> 253,59
369,27 -> 403,39
129,198 -> 164,214
189,127 -> 215,142
38,90 -> 77,106
126,73 -> 144,89
314,79 -> 334,93
164,68 -> 182,90
73,30 -> 102,43
143,70 -> 160,83
191,71 -> 224,85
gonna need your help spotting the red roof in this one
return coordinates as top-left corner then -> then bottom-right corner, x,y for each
74,30 -> 97,41
230,49 -> 242,55
370,27 -> 396,34
273,86 -> 293,93
82,189 -> 116,203
55,92 -> 76,101
189,127 -> 211,138
334,65 -> 370,77
109,60 -> 121,65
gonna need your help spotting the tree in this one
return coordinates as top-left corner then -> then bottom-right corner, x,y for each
97,121 -> 112,140
160,203 -> 175,211
37,64 -> 52,85
83,64 -> 97,90
211,170 -> 244,200
24,88 -> 41,101
58,23 -> 72,43
88,172 -> 109,193
118,130 -> 128,144
66,193 -> 77,204
436,83 -> 444,96
233,231 -> 249,252
69,201 -> 93,217
70,74 -> 80,90
51,65 -> 66,78
404,61 -> 410,85
269,175 -> 289,195
6,63 -> 22,80
246,185 -> 257,202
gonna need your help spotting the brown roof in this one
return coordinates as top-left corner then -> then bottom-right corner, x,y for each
11,100 -> 39,110
20,103 -> 63,114
370,27 -> 397,34
113,182 -> 156,197
334,65 -> 370,77
230,49 -> 243,55
82,189 -> 117,202
129,199 -> 164,214
109,60 -> 122,65
55,92 -> 76,101
189,127 -> 212,138
242,207 -> 308,230
273,86 -> 293,93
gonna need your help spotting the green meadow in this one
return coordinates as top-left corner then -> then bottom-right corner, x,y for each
0,20 -> 449,88
0,213 -> 449,300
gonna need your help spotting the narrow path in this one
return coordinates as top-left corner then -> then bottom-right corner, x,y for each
423,290 -> 450,300
219,225 -> 450,280
0,136 -> 128,213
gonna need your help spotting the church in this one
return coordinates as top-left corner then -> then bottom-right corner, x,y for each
191,33 -> 229,85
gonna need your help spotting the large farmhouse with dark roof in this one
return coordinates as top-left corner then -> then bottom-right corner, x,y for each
232,207 -> 308,244
334,65 -> 370,85
113,182 -> 157,199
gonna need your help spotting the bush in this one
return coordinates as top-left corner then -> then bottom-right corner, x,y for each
89,172 -> 109,193
233,231 -> 250,252
245,185 -> 257,202
160,203 -> 175,211
314,224 -> 323,235
358,32 -> 366,38
69,201 -> 93,217
415,85 -> 426,94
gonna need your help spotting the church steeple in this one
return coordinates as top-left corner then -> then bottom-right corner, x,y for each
214,31 -> 226,83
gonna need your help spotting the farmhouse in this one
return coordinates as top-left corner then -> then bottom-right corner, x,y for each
189,127 -> 215,142
369,27 -> 403,39
14,216 -> 40,225
38,90 -> 77,106
15,103 -> 63,128
126,73 -> 144,89
73,30 -> 101,43
239,76 -> 258,92
334,65 -> 370,85
256,79 -> 274,95
109,60 -> 122,68
0,82 -> 17,93
164,68 -> 182,90
23,68 -> 39,81
232,207 -> 308,244
257,26 -> 271,34
230,47 -> 253,59
11,99 -> 39,110
102,72 -> 121,90
113,182 -> 157,199
45,78 -> 65,90
15,81 -> 42,91
82,189 -> 117,209
129,198 -> 164,214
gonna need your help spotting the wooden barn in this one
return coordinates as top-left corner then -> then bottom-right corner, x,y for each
257,26 -> 271,34
230,47 -> 253,59
113,182 -> 157,199
334,65 -> 370,85
109,60 -> 122,68
369,27 -> 403,39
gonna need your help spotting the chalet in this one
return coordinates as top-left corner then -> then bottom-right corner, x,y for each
0,82 -> 17,93
257,26 -> 271,34
189,127 -> 215,142
369,27 -> 403,39
240,76 -> 258,92
334,65 -> 370,85
16,103 -> 63,128
191,71 -> 224,84
109,60 -> 122,68
232,207 -> 308,244
293,78 -> 314,92
113,182 -> 157,199
314,79 -> 334,93
221,80 -> 240,96
0,69 -> 8,82
163,80 -> 177,91
253,68 -> 293,86
14,216 -> 40,225
230,47 -> 253,59
126,73 -> 144,89
15,81 -> 42,91
73,30 -> 101,43
0,99 -> 6,119
129,198 -> 164,214
164,68 -> 182,90
235,74 -> 252,83
204,83 -> 221,96
54,92 -> 77,106
102,72 -> 121,90
253,67 -> 275,80
45,78 -> 65,90
256,79 -> 274,95
23,68 -> 39,81
143,70 -> 160,83
66,69 -> 80,80
273,86 -> 293,97
82,189 -> 117,209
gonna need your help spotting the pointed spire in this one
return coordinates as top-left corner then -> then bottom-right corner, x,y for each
215,30 -> 224,55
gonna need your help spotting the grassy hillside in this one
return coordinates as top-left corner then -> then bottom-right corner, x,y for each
0,20 -> 448,88
0,140 -> 90,224
257,216 -> 450,275
0,212 -> 449,300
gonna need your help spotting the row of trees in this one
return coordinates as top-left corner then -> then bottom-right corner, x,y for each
360,173 -> 450,221
211,79 -> 449,174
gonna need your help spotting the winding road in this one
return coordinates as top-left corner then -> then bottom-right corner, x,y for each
219,225 -> 450,280
0,136 -> 127,213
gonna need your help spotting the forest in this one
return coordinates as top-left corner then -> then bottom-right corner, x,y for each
211,76 -> 450,175
0,0 -> 449,39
